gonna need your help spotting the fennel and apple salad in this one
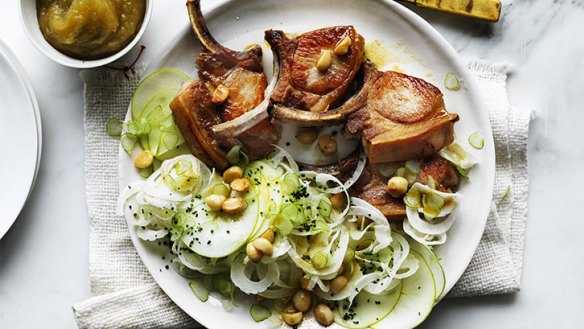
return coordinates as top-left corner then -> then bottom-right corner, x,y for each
114,68 -> 479,328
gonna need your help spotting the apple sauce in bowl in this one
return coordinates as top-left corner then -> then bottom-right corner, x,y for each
36,0 -> 146,60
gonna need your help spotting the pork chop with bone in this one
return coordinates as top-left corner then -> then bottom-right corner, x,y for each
345,62 -> 459,163
265,26 -> 366,123
170,0 -> 280,169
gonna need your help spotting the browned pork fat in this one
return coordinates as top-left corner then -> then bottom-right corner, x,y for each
350,163 -> 406,221
169,0 -> 280,169
265,26 -> 365,122
416,156 -> 459,193
346,62 -> 459,163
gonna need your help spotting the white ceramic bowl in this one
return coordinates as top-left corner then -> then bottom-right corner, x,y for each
19,0 -> 153,69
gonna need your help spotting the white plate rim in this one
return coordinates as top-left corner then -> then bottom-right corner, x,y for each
0,40 -> 42,239
119,0 -> 495,327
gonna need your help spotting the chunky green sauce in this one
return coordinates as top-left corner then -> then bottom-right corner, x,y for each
37,0 -> 146,59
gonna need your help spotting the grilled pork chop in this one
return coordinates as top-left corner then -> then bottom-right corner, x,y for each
302,151 -> 459,220
169,0 -> 280,169
346,62 -> 459,163
265,26 -> 365,122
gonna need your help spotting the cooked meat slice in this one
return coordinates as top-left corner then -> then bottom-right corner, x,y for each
300,151 -> 404,220
266,26 -> 365,120
170,81 -> 236,169
299,150 -> 360,183
350,163 -> 406,221
211,64 -> 280,160
416,156 -> 459,192
346,62 -> 459,163
169,0 -> 280,169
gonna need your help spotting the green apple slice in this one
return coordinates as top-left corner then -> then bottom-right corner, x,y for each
131,68 -> 190,119
375,250 -> 436,328
410,241 -> 446,301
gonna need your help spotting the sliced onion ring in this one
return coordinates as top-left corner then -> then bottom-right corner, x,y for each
211,49 -> 280,139
230,254 -> 280,295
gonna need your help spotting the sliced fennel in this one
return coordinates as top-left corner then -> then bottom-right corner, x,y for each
403,220 -> 447,246
119,146 -> 453,328
403,183 -> 461,246
230,254 -> 279,294
439,142 -> 478,178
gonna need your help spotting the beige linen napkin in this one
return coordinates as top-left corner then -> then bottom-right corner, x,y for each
72,60 -> 531,328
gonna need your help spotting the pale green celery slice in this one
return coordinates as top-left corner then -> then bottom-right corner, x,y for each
280,203 -> 305,225
422,193 -> 445,220
213,275 -> 234,297
225,145 -> 250,167
313,219 -> 330,232
281,173 -> 300,196
203,276 -> 214,291
318,199 -> 332,219
396,167 -> 418,185
138,166 -> 153,178
126,119 -> 147,136
189,279 -> 210,302
405,160 -> 422,174
121,134 -> 137,153
423,192 -> 445,209
444,72 -> 461,90
404,189 -> 421,209
468,131 -> 484,150
275,217 -> 293,236
501,185 -> 511,201
106,118 -> 123,137
426,176 -> 437,190
250,304 -> 271,322
311,251 -> 330,270
226,146 -> 242,165
209,183 -> 231,198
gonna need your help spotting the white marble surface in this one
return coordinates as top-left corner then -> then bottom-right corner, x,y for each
0,0 -> 583,328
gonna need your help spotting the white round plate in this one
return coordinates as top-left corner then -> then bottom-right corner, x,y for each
0,40 -> 42,239
120,0 -> 495,327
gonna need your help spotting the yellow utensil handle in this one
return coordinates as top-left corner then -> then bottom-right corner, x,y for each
407,0 -> 502,22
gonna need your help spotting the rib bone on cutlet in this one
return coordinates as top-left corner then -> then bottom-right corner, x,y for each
169,0 -> 280,169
